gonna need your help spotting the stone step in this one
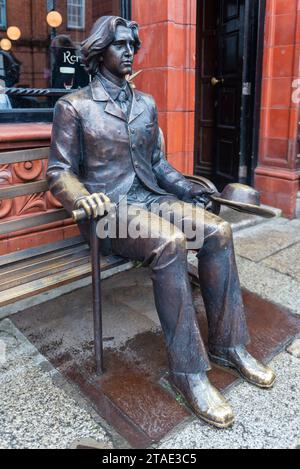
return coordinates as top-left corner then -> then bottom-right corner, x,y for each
220,205 -> 282,232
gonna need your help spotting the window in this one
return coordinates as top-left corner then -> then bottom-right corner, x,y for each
67,0 -> 85,30
0,0 -> 6,29
0,0 -> 131,122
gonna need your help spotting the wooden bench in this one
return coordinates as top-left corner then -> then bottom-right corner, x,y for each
0,146 -> 219,374
0,147 -> 132,305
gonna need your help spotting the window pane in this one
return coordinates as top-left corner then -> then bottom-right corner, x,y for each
67,0 -> 85,29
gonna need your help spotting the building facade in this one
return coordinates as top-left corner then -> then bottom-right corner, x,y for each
0,0 -> 299,255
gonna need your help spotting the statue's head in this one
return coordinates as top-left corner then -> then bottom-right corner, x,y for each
81,16 -> 141,79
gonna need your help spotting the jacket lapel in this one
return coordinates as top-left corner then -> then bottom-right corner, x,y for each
104,100 -> 127,121
129,91 -> 145,124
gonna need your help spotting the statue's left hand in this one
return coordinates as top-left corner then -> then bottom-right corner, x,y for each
188,185 -> 215,207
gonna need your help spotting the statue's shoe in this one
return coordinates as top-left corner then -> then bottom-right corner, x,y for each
209,345 -> 276,389
169,372 -> 235,429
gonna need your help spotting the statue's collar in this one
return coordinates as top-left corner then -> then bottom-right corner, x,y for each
90,77 -> 111,102
90,76 -> 140,103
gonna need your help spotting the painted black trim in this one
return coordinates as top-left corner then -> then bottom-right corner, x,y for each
240,0 -> 266,185
251,0 -> 266,185
0,109 -> 53,123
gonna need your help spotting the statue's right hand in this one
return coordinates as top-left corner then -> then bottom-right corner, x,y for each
75,193 -> 111,219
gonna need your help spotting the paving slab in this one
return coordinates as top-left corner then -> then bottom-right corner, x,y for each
287,339 -> 300,358
236,255 -> 300,315
10,267 -> 300,448
233,218 -> 300,262
158,352 -> 300,449
220,206 -> 281,232
0,319 -> 112,449
261,242 -> 300,281
188,250 -> 300,316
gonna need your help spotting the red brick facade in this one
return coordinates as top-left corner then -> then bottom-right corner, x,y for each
133,0 -> 300,218
132,0 -> 197,175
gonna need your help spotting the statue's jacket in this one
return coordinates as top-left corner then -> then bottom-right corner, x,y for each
47,77 -> 194,215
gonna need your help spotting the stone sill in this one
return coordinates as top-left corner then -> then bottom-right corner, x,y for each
0,123 -> 52,150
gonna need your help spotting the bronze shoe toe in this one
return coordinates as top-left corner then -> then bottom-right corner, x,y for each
169,372 -> 235,429
209,345 -> 276,389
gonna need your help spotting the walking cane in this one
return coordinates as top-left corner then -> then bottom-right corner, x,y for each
72,209 -> 104,376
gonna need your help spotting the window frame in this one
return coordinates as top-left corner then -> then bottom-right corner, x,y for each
0,0 -> 7,30
67,0 -> 86,31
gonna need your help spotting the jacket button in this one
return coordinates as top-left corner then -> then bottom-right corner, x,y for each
130,128 -> 135,134
134,161 -> 139,168
132,144 -> 136,150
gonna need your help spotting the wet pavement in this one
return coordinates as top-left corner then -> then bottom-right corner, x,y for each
1,215 -> 300,449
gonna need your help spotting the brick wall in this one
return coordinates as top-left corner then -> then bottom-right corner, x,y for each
132,0 -> 197,174
256,0 -> 300,218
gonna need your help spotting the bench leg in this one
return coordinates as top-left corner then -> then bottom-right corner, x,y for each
90,217 -> 104,375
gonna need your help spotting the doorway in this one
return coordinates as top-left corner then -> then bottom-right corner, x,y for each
194,0 -> 265,189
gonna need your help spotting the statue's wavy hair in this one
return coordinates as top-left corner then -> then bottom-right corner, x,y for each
81,16 -> 141,77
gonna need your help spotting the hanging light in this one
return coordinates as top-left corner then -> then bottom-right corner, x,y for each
7,26 -> 21,41
0,38 -> 12,51
46,11 -> 63,28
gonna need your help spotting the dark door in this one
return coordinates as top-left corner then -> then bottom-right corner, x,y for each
214,0 -> 245,188
195,0 -> 259,189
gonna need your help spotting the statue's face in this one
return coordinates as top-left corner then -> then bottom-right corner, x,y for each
102,25 -> 135,78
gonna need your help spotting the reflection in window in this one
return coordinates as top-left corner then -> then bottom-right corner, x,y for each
0,0 -> 122,116
67,0 -> 85,30
0,0 -> 6,29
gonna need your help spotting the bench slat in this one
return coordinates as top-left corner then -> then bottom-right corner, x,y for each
0,257 -> 130,307
0,209 -> 69,235
0,243 -> 89,277
0,250 -> 90,292
0,180 -> 49,200
0,236 -> 84,267
0,147 -> 49,165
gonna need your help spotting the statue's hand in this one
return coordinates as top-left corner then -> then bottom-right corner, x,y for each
75,193 -> 111,219
188,185 -> 215,207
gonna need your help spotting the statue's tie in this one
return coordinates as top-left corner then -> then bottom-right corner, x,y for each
117,89 -> 130,119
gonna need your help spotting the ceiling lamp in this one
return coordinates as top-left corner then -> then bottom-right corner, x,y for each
7,26 -> 21,41
46,11 -> 63,28
0,38 -> 12,51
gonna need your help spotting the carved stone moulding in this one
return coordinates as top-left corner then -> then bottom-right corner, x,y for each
14,193 -> 47,216
13,160 -> 43,182
0,199 -> 13,219
47,190 -> 63,209
0,163 -> 13,220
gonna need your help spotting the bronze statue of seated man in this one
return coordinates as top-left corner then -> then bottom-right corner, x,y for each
47,16 -> 275,429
